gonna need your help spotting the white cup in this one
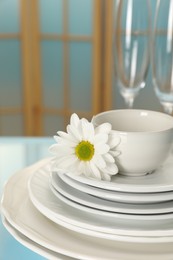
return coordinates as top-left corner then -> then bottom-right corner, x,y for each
92,109 -> 173,177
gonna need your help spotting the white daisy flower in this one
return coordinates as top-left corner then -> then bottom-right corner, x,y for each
49,113 -> 120,181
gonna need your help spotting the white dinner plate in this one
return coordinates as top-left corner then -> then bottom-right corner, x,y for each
59,172 -> 173,204
2,161 -> 173,260
67,154 -> 173,193
51,171 -> 173,216
27,165 -> 173,238
3,161 -> 173,259
50,182 -> 173,221
2,216 -> 75,260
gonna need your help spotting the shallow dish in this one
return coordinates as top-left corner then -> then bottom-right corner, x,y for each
59,172 -> 173,204
50,182 -> 173,221
3,162 -> 173,259
2,216 -> 74,260
27,165 -> 173,238
67,154 -> 173,193
51,171 -> 173,215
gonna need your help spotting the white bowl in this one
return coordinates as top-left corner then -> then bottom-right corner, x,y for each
92,109 -> 173,177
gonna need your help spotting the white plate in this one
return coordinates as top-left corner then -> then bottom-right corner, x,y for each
59,172 -> 173,204
51,171 -> 173,216
50,182 -> 173,221
67,154 -> 173,193
27,165 -> 173,239
3,163 -> 173,259
2,216 -> 74,260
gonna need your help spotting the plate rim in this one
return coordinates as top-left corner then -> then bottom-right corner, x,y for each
51,171 -> 173,215
1,216 -> 73,260
28,165 -> 173,238
59,172 -> 173,204
66,155 -> 173,193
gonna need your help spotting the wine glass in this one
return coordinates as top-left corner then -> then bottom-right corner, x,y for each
114,0 -> 151,108
151,0 -> 173,115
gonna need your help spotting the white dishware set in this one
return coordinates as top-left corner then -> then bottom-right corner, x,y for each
1,109 -> 173,259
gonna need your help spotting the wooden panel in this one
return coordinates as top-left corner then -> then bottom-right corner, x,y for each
62,0 -> 70,127
0,108 -> 22,115
30,0 -> 43,136
103,0 -> 114,111
41,34 -> 92,41
20,0 -> 33,135
92,0 -> 102,114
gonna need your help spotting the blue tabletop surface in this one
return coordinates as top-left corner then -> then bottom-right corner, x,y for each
0,137 -> 54,260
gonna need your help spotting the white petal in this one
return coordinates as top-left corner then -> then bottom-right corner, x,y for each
49,144 -> 74,156
49,144 -> 66,154
105,163 -> 119,174
100,171 -> 111,181
57,155 -> 77,169
69,160 -> 81,174
92,154 -> 106,169
70,113 -> 80,128
95,143 -> 110,154
109,150 -> 121,157
94,134 -> 108,145
86,122 -> 95,142
107,135 -> 120,148
103,153 -> 115,163
95,123 -> 112,134
78,160 -> 85,173
67,160 -> 83,176
57,131 -> 76,143
81,119 -> 90,140
89,161 -> 101,180
75,161 -> 91,177
49,144 -> 59,153
67,125 -> 82,142
54,135 -> 62,143
83,162 -> 91,177
54,135 -> 77,147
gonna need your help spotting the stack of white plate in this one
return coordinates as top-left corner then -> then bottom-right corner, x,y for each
2,156 -> 173,259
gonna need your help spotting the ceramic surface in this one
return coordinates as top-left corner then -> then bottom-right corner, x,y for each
50,181 -> 173,221
2,161 -> 173,259
59,172 -> 173,204
27,165 -> 173,239
92,109 -> 173,176
68,154 -> 173,193
2,216 -> 74,260
51,172 -> 173,216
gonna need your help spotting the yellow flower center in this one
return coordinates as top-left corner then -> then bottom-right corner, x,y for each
75,141 -> 95,161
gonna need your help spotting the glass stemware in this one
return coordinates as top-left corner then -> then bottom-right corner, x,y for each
151,0 -> 173,115
114,0 -> 151,108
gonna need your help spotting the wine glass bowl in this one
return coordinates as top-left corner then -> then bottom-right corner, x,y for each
114,0 -> 151,108
152,0 -> 173,115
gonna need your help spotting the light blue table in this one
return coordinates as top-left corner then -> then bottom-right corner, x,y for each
0,137 -> 54,260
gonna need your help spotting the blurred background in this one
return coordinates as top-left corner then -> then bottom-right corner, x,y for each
0,0 -> 162,136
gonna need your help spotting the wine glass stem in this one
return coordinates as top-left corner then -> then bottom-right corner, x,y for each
162,104 -> 173,115
124,97 -> 134,108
